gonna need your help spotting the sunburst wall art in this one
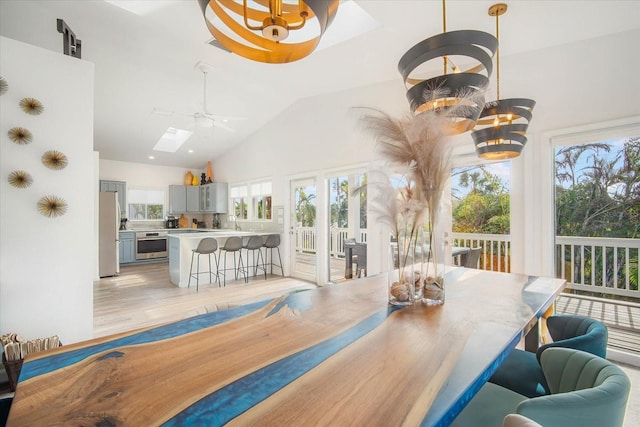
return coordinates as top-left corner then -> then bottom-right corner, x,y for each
37,195 -> 68,218
0,76 -> 7,96
8,170 -> 33,189
42,150 -> 68,170
8,127 -> 32,145
19,97 -> 44,115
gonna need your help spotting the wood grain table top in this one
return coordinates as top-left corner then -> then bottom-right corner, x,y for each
7,267 -> 565,426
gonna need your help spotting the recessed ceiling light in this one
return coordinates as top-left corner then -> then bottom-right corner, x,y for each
188,149 -> 194,153
153,127 -> 193,153
148,156 -> 155,160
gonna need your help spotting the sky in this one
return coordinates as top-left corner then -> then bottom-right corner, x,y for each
451,161 -> 511,200
554,138 -> 629,190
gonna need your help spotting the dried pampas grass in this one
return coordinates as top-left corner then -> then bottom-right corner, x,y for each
357,106 -> 453,222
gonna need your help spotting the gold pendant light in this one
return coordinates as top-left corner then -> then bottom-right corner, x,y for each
397,0 -> 498,135
472,3 -> 536,160
198,0 -> 339,64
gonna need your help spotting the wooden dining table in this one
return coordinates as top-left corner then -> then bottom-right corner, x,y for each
7,267 -> 565,426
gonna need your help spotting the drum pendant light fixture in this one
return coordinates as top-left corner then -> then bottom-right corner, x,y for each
197,0 -> 339,64
397,0 -> 498,135
472,3 -> 536,160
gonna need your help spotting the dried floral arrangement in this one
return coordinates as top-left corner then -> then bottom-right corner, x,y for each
19,97 -> 44,115
357,86 -> 483,303
8,170 -> 33,188
37,195 -> 68,218
42,150 -> 68,170
8,127 -> 32,145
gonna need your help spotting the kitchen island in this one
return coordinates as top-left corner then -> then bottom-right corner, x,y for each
169,230 -> 273,287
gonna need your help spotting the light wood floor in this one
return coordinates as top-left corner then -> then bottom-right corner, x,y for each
94,262 -> 317,337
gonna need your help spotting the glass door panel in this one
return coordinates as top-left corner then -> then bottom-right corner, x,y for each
290,178 -> 317,281
327,172 -> 367,283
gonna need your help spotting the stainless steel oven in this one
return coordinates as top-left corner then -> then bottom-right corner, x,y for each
135,231 -> 168,260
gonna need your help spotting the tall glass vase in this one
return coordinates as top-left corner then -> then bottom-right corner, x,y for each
420,214 -> 445,305
388,235 -> 417,306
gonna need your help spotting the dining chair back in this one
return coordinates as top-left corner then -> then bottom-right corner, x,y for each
463,247 -> 481,268
188,237 -> 219,291
489,314 -> 608,397
452,348 -> 630,427
502,414 -> 541,427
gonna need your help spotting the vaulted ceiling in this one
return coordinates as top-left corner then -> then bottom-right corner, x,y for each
1,1 -> 639,169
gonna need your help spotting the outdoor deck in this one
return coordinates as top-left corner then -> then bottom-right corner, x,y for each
299,253 -> 640,359
556,293 -> 640,357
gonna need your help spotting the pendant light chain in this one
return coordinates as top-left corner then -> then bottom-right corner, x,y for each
495,10 -> 500,101
443,0 -> 447,75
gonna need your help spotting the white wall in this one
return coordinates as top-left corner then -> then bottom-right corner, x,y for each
213,28 -> 640,282
0,36 -> 94,344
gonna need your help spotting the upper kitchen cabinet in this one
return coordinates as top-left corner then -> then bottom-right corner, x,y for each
100,180 -> 126,216
169,185 -> 200,214
200,183 -> 228,213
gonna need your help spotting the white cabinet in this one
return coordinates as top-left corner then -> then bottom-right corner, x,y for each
169,185 -> 201,214
200,183 -> 228,213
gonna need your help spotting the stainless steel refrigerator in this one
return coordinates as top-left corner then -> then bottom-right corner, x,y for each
99,191 -> 120,277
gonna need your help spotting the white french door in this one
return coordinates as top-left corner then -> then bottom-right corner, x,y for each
289,177 -> 317,282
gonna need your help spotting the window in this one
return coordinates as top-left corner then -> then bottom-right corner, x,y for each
230,180 -> 273,221
230,184 -> 248,220
251,181 -> 272,220
128,189 -> 164,221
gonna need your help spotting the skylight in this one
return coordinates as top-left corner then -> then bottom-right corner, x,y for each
153,127 -> 192,153
316,0 -> 379,51
104,0 -> 171,16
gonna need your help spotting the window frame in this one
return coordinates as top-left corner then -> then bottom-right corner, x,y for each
229,179 -> 273,221
127,188 -> 165,222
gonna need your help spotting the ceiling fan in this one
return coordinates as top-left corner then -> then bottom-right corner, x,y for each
152,61 -> 246,134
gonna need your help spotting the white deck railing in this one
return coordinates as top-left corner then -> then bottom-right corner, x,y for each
295,226 -> 367,257
454,233 -> 639,299
556,236 -> 639,298
296,229 -> 639,299
452,233 -> 512,272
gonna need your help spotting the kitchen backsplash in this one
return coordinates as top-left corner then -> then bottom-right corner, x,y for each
124,214 -> 281,231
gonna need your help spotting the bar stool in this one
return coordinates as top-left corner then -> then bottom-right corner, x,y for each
188,237 -> 219,291
244,235 -> 267,279
219,236 -> 247,285
263,234 -> 284,276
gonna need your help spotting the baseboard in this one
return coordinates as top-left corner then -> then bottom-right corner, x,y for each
608,347 -> 640,368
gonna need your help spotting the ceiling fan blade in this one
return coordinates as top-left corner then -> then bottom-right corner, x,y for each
212,120 -> 236,133
209,115 -> 248,122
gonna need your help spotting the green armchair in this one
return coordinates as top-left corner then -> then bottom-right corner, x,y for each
489,314 -> 608,397
451,347 -> 631,427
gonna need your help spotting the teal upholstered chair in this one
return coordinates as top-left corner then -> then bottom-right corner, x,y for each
0,396 -> 12,427
489,314 -> 608,397
451,347 -> 631,427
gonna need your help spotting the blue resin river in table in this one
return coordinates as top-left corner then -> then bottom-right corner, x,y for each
9,268 -> 566,426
